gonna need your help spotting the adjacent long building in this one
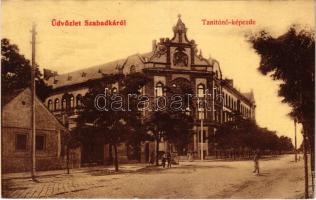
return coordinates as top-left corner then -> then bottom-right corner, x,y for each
44,16 -> 256,164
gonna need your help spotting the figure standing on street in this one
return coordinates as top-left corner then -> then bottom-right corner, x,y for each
167,152 -> 172,168
162,152 -> 166,168
253,150 -> 260,175
149,151 -> 155,165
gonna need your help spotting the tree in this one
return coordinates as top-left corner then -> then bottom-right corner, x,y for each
145,79 -> 194,165
1,38 -> 51,101
248,25 -> 314,197
76,72 -> 150,171
215,116 -> 294,154
62,129 -> 81,174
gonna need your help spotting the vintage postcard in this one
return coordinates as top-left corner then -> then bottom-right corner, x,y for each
1,0 -> 315,199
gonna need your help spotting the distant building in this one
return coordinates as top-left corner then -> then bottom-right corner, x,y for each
44,16 -> 256,163
1,88 -> 73,173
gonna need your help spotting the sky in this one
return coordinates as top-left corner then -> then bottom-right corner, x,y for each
2,0 -> 315,146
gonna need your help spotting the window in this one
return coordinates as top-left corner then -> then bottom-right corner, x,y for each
185,106 -> 191,116
70,96 -> 74,108
229,96 -> 231,108
214,87 -> 218,98
62,98 -> 66,110
130,65 -> 136,73
76,94 -> 82,107
54,99 -> 60,110
36,135 -> 45,151
112,87 -> 118,93
199,130 -> 207,143
197,84 -> 205,98
47,100 -> 53,110
198,107 -> 205,120
155,82 -> 164,97
16,134 -> 27,151
173,51 -> 188,67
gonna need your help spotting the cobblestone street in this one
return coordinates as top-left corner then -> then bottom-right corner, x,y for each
2,164 -> 147,198
2,155 -> 311,198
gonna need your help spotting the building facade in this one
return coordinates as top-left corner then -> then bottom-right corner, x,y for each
1,88 -> 73,173
44,16 -> 256,163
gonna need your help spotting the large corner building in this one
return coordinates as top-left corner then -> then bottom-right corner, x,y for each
44,16 -> 256,164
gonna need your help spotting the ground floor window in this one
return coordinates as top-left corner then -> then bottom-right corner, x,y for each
36,135 -> 46,151
16,134 -> 27,151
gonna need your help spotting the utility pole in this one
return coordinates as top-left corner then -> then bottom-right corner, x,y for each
198,92 -> 206,161
294,118 -> 297,162
31,23 -> 37,181
303,128 -> 309,198
200,108 -> 204,161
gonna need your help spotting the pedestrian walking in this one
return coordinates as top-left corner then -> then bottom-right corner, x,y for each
167,152 -> 172,168
253,150 -> 260,175
149,151 -> 155,165
188,152 -> 193,162
161,152 -> 166,168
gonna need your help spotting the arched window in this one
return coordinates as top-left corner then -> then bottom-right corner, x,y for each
197,84 -> 205,98
54,99 -> 60,111
47,99 -> 53,110
76,94 -> 82,107
62,98 -> 67,110
214,86 -> 218,98
70,96 -> 74,108
155,82 -> 164,97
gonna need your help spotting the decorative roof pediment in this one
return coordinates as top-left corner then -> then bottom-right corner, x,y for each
171,14 -> 191,44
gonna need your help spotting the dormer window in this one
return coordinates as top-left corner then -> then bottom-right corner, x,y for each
81,72 -> 87,77
67,76 -> 72,81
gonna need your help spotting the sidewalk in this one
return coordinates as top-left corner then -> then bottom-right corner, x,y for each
2,163 -> 147,180
2,163 -> 148,198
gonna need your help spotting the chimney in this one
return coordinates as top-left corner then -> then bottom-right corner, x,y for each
226,79 -> 233,86
43,69 -> 58,80
152,40 -> 157,51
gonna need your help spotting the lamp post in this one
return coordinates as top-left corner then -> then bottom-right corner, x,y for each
198,96 -> 205,161
200,108 -> 204,161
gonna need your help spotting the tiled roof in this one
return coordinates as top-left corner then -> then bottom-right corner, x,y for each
45,53 -> 151,89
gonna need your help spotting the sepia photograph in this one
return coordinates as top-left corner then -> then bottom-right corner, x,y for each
1,0 -> 315,199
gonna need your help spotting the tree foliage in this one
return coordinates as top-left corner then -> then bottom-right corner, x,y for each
75,72 -> 150,171
1,38 -> 51,101
214,116 -> 293,152
248,25 -> 314,171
